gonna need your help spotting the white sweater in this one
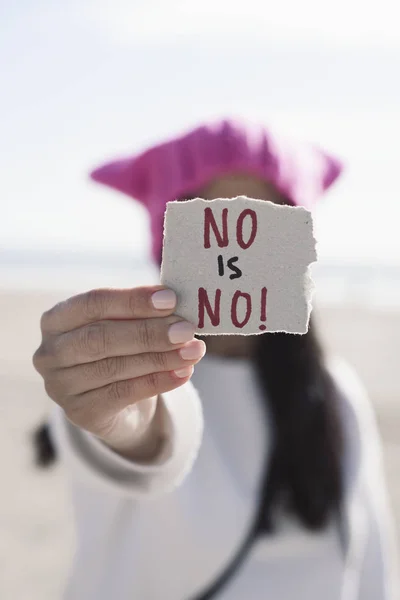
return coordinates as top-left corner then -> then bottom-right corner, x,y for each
52,356 -> 398,600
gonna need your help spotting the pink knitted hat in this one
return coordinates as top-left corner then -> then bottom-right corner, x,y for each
90,119 -> 343,262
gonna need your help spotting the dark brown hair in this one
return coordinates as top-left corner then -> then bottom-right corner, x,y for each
253,318 -> 344,531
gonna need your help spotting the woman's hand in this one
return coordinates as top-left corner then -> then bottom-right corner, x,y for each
33,286 -> 205,459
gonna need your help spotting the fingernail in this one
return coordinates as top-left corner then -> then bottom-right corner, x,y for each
168,321 -> 195,344
151,289 -> 176,310
179,340 -> 206,361
174,366 -> 193,379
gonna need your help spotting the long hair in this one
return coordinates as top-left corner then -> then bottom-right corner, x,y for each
253,317 -> 344,531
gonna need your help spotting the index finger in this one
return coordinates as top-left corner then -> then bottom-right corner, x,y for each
41,286 -> 177,334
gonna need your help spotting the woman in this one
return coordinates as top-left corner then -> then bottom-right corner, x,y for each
33,119 -> 397,599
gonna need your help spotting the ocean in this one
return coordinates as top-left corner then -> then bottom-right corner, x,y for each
2,247 -> 400,310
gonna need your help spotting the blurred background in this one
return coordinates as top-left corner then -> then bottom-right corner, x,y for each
1,1 -> 399,598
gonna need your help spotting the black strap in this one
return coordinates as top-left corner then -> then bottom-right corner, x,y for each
191,382 -> 272,600
190,510 -> 261,600
190,497 -> 345,600
189,428 -> 271,600
189,448 -> 272,600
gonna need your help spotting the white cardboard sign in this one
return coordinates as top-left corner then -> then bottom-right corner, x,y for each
160,196 -> 317,335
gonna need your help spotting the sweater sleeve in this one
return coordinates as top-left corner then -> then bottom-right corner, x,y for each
50,381 -> 204,498
353,383 -> 400,600
328,359 -> 399,600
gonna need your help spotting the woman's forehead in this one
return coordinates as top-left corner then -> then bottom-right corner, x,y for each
198,173 -> 287,204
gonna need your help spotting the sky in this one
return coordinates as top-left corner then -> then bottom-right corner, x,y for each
1,0 -> 400,265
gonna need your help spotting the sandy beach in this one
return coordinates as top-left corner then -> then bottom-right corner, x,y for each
0,289 -> 399,599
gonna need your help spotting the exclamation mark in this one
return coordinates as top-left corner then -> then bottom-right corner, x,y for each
259,287 -> 267,331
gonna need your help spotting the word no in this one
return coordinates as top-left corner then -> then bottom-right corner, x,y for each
204,206 -> 257,249
204,206 -> 258,281
198,287 -> 268,331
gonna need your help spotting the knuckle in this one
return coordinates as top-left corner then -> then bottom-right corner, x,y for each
136,319 -> 156,351
82,289 -> 110,322
91,356 -> 125,381
52,369 -> 75,397
40,299 -> 67,333
50,334 -> 70,365
32,339 -> 56,371
143,371 -> 159,393
44,377 -> 61,402
43,370 -> 72,403
107,379 -> 135,404
32,344 -> 46,372
151,351 -> 169,371
127,289 -> 141,315
40,309 -> 52,333
79,323 -> 109,358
